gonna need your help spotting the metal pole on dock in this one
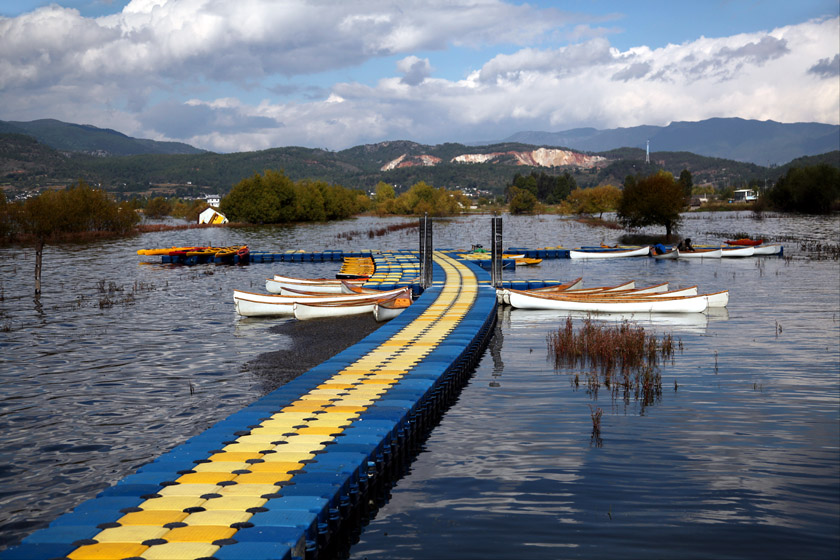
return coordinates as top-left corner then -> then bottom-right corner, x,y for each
491,214 -> 503,287
419,213 -> 434,289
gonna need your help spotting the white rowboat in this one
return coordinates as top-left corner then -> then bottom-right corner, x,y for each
678,248 -> 722,259
234,287 -> 409,317
720,246 -> 755,257
373,297 -> 412,322
652,248 -> 679,260
507,289 -> 710,313
267,276 -> 366,294
294,292 -> 409,320
752,243 -> 783,256
569,246 -> 650,259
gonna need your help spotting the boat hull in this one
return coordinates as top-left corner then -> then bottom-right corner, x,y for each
652,249 -> 679,260
752,244 -> 782,256
234,287 -> 409,317
720,246 -> 755,257
267,276 -> 365,294
508,290 -> 709,313
373,299 -> 411,322
569,246 -> 650,259
679,248 -> 722,259
294,299 -> 378,320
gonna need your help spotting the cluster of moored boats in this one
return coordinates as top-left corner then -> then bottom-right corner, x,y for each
497,277 -> 728,313
572,241 -> 782,260
233,275 -> 413,321
137,245 -> 250,264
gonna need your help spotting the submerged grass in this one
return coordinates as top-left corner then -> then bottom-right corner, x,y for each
548,317 -> 681,413
336,221 -> 418,241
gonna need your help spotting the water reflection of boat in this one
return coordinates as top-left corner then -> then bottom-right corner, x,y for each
504,308 -> 712,333
705,306 -> 730,322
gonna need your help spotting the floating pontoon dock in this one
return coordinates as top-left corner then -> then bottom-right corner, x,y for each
1,251 -> 497,560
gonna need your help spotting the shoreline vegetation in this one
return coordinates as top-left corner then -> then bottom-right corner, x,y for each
1,164 -> 837,249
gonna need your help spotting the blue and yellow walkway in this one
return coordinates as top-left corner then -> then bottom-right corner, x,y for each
1,251 -> 497,560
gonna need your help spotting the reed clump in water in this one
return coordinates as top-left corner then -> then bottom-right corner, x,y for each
337,221 -> 418,241
548,317 -> 679,409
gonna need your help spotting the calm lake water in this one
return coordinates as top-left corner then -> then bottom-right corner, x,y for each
1,212 -> 838,558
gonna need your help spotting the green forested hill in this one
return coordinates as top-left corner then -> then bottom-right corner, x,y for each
1,130 -> 837,199
0,119 -> 205,156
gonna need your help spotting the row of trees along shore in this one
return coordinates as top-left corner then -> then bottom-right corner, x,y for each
2,164 -> 838,293
219,171 -> 471,222
505,164 -> 839,240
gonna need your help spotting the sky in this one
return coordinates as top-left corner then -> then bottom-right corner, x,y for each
0,0 -> 838,153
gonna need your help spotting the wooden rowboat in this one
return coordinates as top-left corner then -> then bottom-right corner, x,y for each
569,246 -> 650,259
561,280 -> 637,293
502,279 -> 634,304
506,283 -> 727,309
294,290 -> 408,320
720,246 -> 755,257
273,274 -> 365,285
373,296 -> 412,322
234,287 -> 408,317
691,245 -> 755,257
752,243 -> 783,255
678,248 -> 722,259
267,275 -> 366,294
507,289 -> 710,313
497,277 -> 584,304
652,248 -> 679,260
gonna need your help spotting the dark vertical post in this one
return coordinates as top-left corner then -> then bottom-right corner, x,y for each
424,214 -> 434,288
418,214 -> 426,288
490,216 -> 497,287
491,215 -> 503,287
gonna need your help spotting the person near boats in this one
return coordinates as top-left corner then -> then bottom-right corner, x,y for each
677,238 -> 694,252
652,243 -> 669,255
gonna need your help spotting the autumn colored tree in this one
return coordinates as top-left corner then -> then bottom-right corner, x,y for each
391,182 -> 464,216
373,181 -> 397,215
221,169 -> 366,223
508,186 -> 539,214
221,170 -> 297,223
144,196 -> 173,219
567,185 -> 622,218
617,171 -> 685,241
170,199 -> 207,222
16,181 -> 138,293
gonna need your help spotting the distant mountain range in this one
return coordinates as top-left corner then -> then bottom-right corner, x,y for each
496,118 -> 839,165
2,117 -> 838,165
0,119 -> 205,156
1,117 -> 838,197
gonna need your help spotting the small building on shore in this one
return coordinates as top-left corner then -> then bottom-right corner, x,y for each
732,189 -> 757,202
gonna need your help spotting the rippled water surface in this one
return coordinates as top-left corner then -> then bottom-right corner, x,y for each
1,212 -> 838,558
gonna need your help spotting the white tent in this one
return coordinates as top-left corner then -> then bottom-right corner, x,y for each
198,207 -> 228,224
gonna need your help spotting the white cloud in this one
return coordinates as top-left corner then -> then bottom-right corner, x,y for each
0,1 -> 837,152
171,16 -> 840,151
397,55 -> 432,85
